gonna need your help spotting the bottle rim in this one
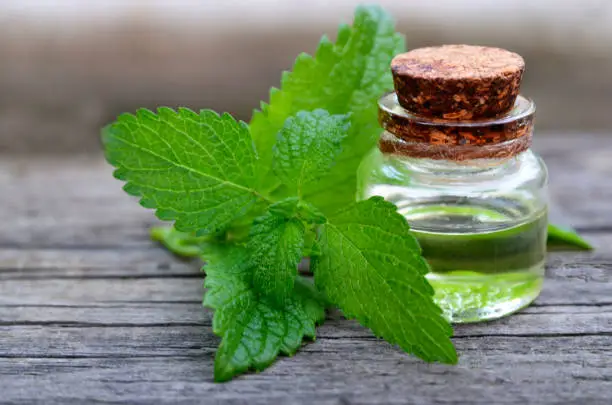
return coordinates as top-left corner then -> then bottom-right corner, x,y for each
378,92 -> 535,128
377,92 -> 536,161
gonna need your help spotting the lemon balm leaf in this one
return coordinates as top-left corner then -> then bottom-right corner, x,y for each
248,210 -> 305,305
250,5 -> 404,213
272,110 -> 350,196
548,224 -> 593,251
102,108 -> 264,235
312,197 -> 457,364
203,246 -> 326,382
150,226 -> 207,258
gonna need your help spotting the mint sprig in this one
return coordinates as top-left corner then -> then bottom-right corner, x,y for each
103,4 -> 589,383
103,105 -> 457,381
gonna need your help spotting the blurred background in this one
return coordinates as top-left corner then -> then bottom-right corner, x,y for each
1,0 -> 611,154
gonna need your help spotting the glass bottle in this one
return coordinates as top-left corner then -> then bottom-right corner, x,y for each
357,45 -> 548,323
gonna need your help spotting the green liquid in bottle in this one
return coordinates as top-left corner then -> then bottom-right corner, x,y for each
403,203 -> 547,323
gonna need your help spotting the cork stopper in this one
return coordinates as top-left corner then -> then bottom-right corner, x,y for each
391,45 -> 525,120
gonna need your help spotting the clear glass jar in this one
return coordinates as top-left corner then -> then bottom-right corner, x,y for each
357,92 -> 548,323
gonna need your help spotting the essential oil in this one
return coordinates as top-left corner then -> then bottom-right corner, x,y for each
358,45 -> 548,322
406,202 -> 547,323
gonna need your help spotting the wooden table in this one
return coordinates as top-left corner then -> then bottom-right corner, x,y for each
1,133 -> 611,404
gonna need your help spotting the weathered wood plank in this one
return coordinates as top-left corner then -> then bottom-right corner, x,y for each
0,157 -> 155,248
0,233 -> 611,344
0,336 -> 610,404
1,300 -> 611,330
0,232 -> 607,279
0,247 -> 200,279
0,268 -> 610,308
1,308 -> 612,347
0,278 -> 202,305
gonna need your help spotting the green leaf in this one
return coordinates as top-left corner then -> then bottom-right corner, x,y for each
150,226 -> 208,258
273,110 -> 350,196
250,5 -> 404,213
302,229 -> 322,258
312,197 -> 457,364
102,108 -> 265,235
248,210 -> 305,305
547,224 -> 593,251
203,246 -> 326,382
150,226 -> 246,259
269,197 -> 326,225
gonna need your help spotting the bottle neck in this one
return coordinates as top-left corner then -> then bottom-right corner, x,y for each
392,151 -> 524,176
378,129 -> 533,170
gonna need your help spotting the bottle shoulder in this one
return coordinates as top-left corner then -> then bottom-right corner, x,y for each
358,147 -> 547,193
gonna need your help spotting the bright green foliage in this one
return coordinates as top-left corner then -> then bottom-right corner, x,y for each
273,110 -> 350,197
248,210 -> 305,305
250,5 -> 405,213
203,247 -> 326,382
103,5 -> 465,383
269,197 -> 326,225
547,224 -> 593,251
102,108 -> 263,235
313,197 -> 457,364
150,226 -> 208,257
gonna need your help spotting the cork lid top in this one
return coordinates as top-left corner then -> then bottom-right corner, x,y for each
391,45 -> 524,80
391,45 -> 525,120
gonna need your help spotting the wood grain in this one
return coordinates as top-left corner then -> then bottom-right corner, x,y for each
0,134 -> 611,404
